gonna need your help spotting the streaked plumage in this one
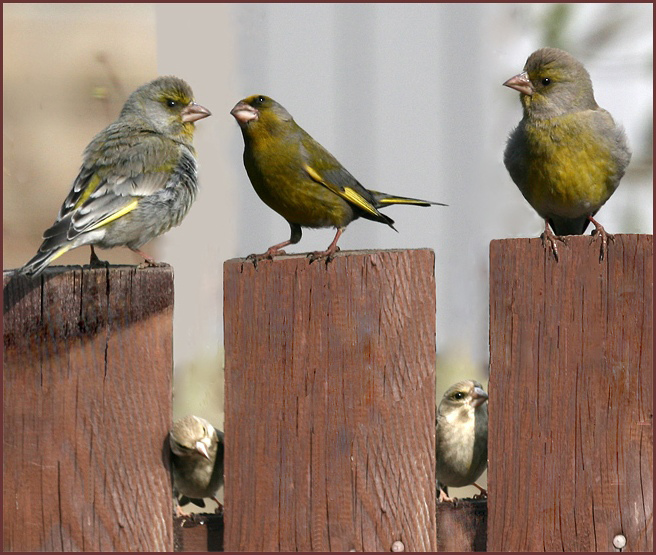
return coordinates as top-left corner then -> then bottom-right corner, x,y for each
20,76 -> 211,276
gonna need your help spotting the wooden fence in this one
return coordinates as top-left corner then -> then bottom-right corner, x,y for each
3,235 -> 652,552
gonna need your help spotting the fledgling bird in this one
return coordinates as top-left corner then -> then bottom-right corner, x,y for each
170,415 -> 224,516
435,380 -> 488,503
19,76 -> 211,277
503,47 -> 631,261
230,95 -> 446,264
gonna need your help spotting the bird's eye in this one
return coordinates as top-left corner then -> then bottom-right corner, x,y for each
166,99 -> 177,108
541,77 -> 551,86
453,392 -> 465,400
255,96 -> 266,104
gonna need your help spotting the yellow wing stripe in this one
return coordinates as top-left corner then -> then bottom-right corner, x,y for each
304,164 -> 325,183
48,245 -> 73,264
88,199 -> 139,231
304,164 -> 380,218
340,187 -> 380,217
74,174 -> 102,209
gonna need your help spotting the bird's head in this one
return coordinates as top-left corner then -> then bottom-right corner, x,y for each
170,415 -> 216,460
438,380 -> 488,423
503,47 -> 597,119
122,76 -> 211,140
230,94 -> 294,139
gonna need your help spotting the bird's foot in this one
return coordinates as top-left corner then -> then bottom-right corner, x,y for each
131,248 -> 165,269
246,247 -> 286,268
540,224 -> 566,262
88,246 -> 110,269
175,504 -> 191,520
307,246 -> 340,266
588,216 -> 613,261
212,497 -> 224,515
437,488 -> 457,504
471,482 -> 488,500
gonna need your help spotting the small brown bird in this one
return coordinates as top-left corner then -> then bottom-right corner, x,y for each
170,415 -> 224,516
231,94 -> 446,264
435,380 -> 488,503
503,47 -> 631,261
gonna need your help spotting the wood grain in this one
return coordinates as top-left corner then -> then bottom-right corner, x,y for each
223,249 -> 437,552
3,265 -> 175,551
488,234 -> 653,551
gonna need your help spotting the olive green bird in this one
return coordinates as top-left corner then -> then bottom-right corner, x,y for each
19,76 -> 211,277
503,47 -> 631,261
231,95 -> 446,263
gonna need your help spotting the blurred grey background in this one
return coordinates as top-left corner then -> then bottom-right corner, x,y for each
4,3 -> 653,500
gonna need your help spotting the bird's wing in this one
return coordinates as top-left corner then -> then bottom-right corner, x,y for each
302,163 -> 385,221
46,134 -> 188,240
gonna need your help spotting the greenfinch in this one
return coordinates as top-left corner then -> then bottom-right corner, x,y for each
170,415 -> 224,516
435,380 -> 488,503
503,47 -> 631,261
231,95 -> 446,263
19,76 -> 211,277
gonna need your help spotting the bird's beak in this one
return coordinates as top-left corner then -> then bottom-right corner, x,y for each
503,71 -> 534,96
231,101 -> 259,124
471,387 -> 489,408
181,102 -> 212,123
195,441 -> 211,460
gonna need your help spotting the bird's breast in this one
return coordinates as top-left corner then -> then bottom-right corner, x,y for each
520,115 -> 620,218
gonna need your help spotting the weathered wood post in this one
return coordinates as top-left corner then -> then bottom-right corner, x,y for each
3,266 -> 175,551
223,249 -> 437,552
489,234 -> 653,551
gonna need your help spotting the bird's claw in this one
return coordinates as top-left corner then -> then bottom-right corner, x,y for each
137,259 -> 167,270
588,218 -> 613,261
437,488 -> 457,504
246,249 -> 286,268
471,484 -> 488,500
88,246 -> 110,269
541,226 -> 566,262
307,246 -> 339,266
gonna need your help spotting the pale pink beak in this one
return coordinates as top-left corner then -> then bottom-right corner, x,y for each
503,71 -> 534,96
231,101 -> 259,124
181,102 -> 212,123
471,386 -> 489,408
195,441 -> 210,460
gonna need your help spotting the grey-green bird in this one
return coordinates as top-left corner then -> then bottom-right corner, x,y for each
170,415 -> 224,516
231,94 -> 446,263
19,76 -> 211,277
435,380 -> 488,503
503,47 -> 631,261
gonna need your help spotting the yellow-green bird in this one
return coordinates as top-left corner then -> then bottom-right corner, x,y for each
20,76 -> 211,277
503,47 -> 631,261
231,95 -> 446,263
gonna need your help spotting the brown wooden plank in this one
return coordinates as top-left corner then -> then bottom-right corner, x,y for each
223,249 -> 437,552
436,499 -> 487,551
173,514 -> 224,552
488,234 -> 653,551
3,265 -> 175,551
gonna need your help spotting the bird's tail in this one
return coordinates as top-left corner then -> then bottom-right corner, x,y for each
19,243 -> 72,277
370,190 -> 448,208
